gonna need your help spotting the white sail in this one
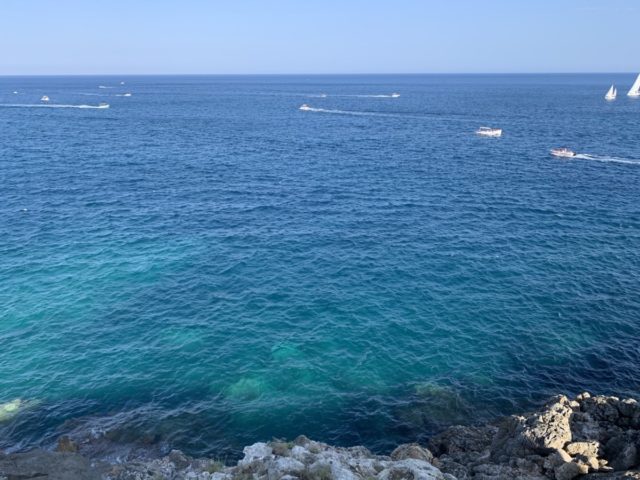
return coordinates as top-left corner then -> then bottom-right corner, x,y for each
627,73 -> 640,97
605,84 -> 616,100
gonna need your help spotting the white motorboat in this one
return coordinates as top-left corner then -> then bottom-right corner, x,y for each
476,126 -> 502,137
605,85 -> 617,101
550,148 -> 576,158
120,81 -> 125,85
40,95 -> 50,102
123,93 -> 132,97
391,93 -> 400,98
299,104 -> 312,111
628,73 -> 640,97
97,102 -> 110,109
13,91 -> 18,94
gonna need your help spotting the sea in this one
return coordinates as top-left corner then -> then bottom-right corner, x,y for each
1,74 -> 639,459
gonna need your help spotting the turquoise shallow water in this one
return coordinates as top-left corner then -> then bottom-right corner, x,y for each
1,74 -> 640,457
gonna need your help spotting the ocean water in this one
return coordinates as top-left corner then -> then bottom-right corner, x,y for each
1,74 -> 640,458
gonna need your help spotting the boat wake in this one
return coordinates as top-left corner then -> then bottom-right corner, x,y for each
353,94 -> 400,98
0,103 -> 110,109
320,94 -> 400,98
300,106 -> 398,117
574,154 -> 640,165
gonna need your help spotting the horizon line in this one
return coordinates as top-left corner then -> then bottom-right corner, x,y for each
0,71 -> 638,77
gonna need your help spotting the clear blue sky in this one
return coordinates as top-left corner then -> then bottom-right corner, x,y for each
1,0 -> 637,75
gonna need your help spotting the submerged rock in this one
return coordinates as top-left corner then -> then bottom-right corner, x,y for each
225,377 -> 270,400
0,398 -> 37,422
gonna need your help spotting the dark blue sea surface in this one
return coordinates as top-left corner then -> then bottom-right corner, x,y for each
1,74 -> 639,457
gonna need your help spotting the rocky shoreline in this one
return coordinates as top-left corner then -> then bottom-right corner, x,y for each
2,393 -> 640,480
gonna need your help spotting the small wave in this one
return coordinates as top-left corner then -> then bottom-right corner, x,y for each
574,154 -> 640,165
0,103 -> 110,109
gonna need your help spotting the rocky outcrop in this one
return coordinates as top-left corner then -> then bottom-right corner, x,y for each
429,393 -> 640,480
2,393 -> 640,480
0,437 -> 453,480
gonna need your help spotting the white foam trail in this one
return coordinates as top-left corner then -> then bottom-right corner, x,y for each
0,103 -> 110,109
327,94 -> 400,98
355,94 -> 398,98
574,154 -> 640,165
300,106 -> 400,117
98,85 -> 113,89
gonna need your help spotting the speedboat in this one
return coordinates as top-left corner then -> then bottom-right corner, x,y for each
13,91 -> 18,94
123,93 -> 132,97
40,95 -> 50,102
97,102 -> 110,109
319,93 -> 327,98
391,93 -> 400,98
550,147 -> 576,158
299,104 -> 312,111
120,81 -> 125,85
476,127 -> 502,137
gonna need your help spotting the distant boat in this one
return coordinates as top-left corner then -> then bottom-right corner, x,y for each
40,95 -> 50,102
628,73 -> 640,97
605,85 -> 617,101
550,147 -> 576,158
120,81 -> 125,85
13,91 -> 18,94
299,104 -> 312,111
97,102 -> 110,109
476,126 -> 502,137
123,93 -> 132,97
391,93 -> 400,98
319,93 -> 327,98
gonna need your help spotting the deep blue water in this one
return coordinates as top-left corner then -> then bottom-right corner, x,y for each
1,74 -> 640,458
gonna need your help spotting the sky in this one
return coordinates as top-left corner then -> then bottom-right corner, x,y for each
0,0 -> 638,75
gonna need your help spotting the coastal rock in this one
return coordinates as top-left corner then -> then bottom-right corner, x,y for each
378,459 -> 450,480
0,450 -> 105,480
56,435 -> 80,453
605,435 -> 639,471
238,442 -> 273,466
492,396 -> 573,459
391,443 -> 435,463
555,460 -> 588,480
543,449 -> 572,470
4,393 -> 640,480
431,393 -> 640,480
565,441 -> 601,458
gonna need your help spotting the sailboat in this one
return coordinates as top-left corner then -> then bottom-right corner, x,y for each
627,73 -> 640,97
605,85 -> 617,101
